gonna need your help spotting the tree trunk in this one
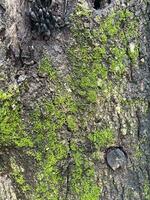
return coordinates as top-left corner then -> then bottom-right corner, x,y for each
0,0 -> 150,200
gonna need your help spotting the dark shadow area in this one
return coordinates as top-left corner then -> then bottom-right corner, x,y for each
93,0 -> 111,10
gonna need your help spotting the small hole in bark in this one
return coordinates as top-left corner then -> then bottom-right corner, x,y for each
93,0 -> 111,10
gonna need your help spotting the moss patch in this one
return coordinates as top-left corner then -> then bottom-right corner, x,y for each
38,57 -> 57,80
29,57 -> 101,199
144,179 -> 150,200
67,2 -> 139,105
0,88 -> 33,148
88,128 -> 114,149
70,142 -> 100,200
0,1 -> 142,199
10,157 -> 31,193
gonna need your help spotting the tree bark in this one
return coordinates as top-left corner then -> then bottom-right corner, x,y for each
0,0 -> 150,200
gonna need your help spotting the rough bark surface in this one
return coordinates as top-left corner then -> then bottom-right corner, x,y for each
0,0 -> 150,200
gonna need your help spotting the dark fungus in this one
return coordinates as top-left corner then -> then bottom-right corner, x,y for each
28,0 -> 57,39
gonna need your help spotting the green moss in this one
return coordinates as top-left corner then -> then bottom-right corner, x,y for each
0,89 -> 33,148
31,100 -> 67,199
0,89 -> 13,100
30,54 -> 100,198
30,91 -> 99,199
87,90 -> 97,103
67,3 -> 139,104
66,115 -> 78,132
0,1 -> 141,199
70,143 -> 100,200
144,180 -> 150,200
29,71 -> 98,198
29,80 -> 78,199
38,57 -> 57,80
10,158 -> 31,193
29,4 -> 140,198
88,128 -> 114,149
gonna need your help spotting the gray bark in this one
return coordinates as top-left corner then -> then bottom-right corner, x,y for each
0,0 -> 150,200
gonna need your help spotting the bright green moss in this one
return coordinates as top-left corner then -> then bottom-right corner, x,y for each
0,90 -> 12,100
66,115 -> 78,132
31,99 -> 68,199
88,128 -> 114,149
87,90 -> 97,103
29,81 -> 78,198
0,89 -> 33,147
70,143 -> 101,200
34,145 -> 67,199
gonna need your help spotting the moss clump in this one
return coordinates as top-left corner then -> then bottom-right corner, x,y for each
66,115 -> 78,132
31,95 -> 101,199
88,128 -> 114,149
38,58 -> 57,80
67,3 -> 139,104
70,143 -> 100,200
0,89 -> 33,148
